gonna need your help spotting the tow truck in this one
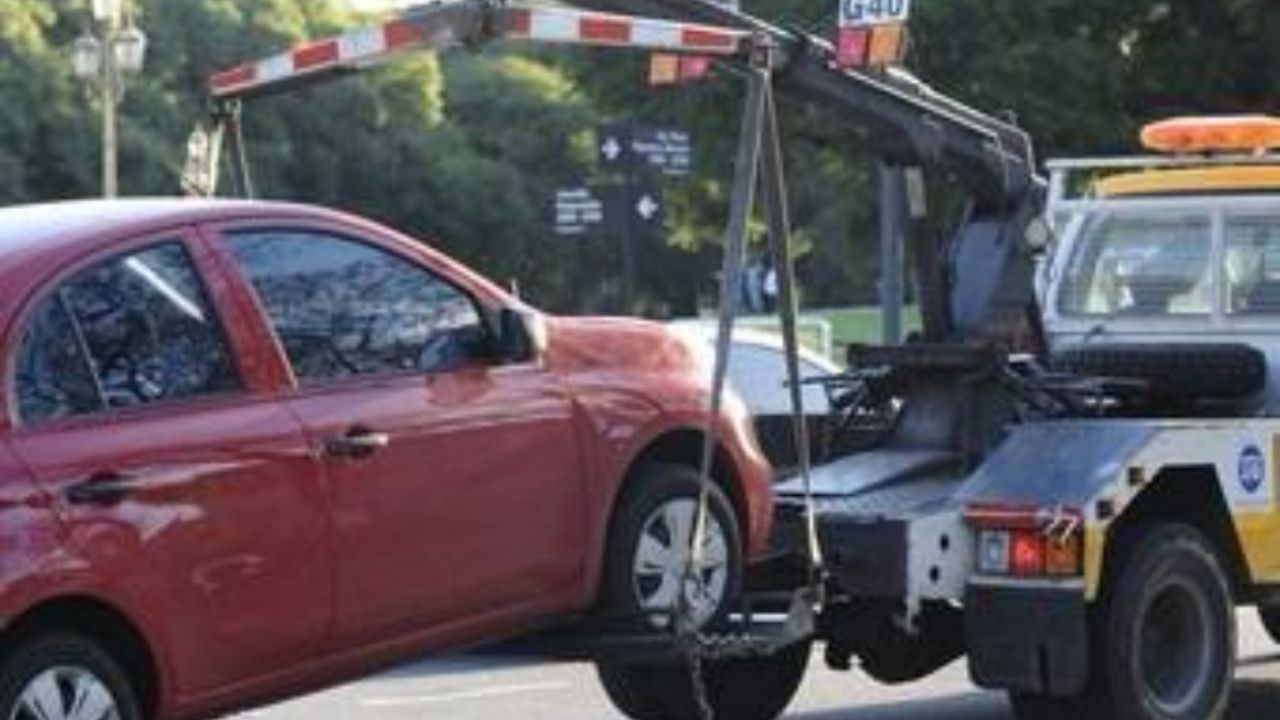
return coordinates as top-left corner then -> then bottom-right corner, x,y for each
189,2 -> 1280,720
551,7 -> 1280,720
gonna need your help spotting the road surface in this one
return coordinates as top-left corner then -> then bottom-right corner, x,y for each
236,611 -> 1280,719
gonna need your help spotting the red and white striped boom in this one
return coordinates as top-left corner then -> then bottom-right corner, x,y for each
209,1 -> 751,100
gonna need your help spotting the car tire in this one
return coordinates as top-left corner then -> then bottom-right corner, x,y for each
596,641 -> 811,720
1259,605 -> 1280,645
597,463 -> 811,720
0,632 -> 144,720
1050,342 -> 1266,406
599,463 -> 742,632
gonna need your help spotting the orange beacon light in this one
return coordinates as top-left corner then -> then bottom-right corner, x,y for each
1141,115 -> 1280,154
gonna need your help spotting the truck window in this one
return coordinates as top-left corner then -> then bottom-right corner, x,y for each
1225,214 -> 1280,315
1058,213 -> 1212,317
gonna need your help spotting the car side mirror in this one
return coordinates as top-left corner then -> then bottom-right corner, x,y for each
492,307 -> 542,363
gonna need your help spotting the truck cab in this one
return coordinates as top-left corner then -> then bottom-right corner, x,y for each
1043,116 -> 1280,415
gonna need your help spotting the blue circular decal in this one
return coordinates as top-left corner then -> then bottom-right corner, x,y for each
1239,444 -> 1266,494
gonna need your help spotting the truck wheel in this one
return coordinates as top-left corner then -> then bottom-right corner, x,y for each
596,641 -> 811,720
1259,606 -> 1280,644
1010,525 -> 1235,720
1102,524 -> 1235,720
0,632 -> 144,720
599,463 -> 742,631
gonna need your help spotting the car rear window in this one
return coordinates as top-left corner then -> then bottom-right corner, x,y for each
15,242 -> 241,425
1057,212 -> 1213,317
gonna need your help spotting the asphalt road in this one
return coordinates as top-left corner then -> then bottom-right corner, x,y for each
235,611 -> 1280,720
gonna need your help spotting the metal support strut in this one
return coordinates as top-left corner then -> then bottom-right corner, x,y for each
684,31 -> 821,695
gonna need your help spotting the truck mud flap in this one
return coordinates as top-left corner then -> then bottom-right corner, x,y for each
964,580 -> 1088,696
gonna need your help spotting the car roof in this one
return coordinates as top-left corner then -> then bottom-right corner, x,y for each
0,197 -> 335,257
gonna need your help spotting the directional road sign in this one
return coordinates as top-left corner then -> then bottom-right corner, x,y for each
552,186 -> 605,236
634,189 -> 663,226
598,123 -> 692,177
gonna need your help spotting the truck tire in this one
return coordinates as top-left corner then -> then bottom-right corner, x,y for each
1050,342 -> 1266,404
0,632 -> 144,720
1009,525 -> 1234,720
596,641 -> 811,720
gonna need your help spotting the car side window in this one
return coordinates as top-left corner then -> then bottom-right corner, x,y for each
15,242 -> 241,424
225,230 -> 488,383
15,296 -> 102,424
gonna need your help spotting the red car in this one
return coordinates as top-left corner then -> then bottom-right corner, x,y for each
0,199 -> 772,720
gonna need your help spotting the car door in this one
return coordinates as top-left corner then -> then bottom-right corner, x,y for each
5,233 -> 331,699
213,225 -> 586,643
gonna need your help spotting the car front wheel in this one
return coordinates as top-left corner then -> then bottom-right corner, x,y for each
0,632 -> 142,720
601,463 -> 741,631
597,463 -> 811,720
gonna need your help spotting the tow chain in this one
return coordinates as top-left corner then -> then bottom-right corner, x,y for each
687,641 -> 715,720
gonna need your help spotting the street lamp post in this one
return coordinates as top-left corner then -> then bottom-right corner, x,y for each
71,0 -> 147,198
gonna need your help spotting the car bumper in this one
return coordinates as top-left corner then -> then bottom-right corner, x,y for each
964,579 -> 1089,696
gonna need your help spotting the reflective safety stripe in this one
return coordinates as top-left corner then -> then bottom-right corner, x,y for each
210,1 -> 748,99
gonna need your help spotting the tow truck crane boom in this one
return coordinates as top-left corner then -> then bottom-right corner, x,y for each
566,0 -> 1038,209
564,0 -> 1048,351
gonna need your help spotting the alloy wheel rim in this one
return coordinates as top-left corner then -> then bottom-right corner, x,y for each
1139,579 -> 1214,716
10,666 -> 119,720
632,498 -> 730,629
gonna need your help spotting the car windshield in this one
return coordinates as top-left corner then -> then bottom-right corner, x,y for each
1057,211 -> 1212,317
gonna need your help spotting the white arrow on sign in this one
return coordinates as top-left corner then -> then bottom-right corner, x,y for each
636,194 -> 661,221
601,136 -> 622,162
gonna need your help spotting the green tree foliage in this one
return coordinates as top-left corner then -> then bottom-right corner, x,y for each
0,0 -> 1277,313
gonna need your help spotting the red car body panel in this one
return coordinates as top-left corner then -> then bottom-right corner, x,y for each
0,200 -> 774,719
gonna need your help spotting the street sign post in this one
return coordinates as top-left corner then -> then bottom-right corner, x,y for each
595,120 -> 683,311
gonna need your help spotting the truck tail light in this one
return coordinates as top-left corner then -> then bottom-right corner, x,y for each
1010,530 -> 1045,576
1044,532 -> 1083,576
968,503 -> 1083,579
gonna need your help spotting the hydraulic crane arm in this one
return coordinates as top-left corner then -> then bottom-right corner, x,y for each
560,0 -> 1040,212
560,0 -> 1047,350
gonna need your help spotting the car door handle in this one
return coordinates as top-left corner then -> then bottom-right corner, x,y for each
66,472 -> 136,506
324,428 -> 390,460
